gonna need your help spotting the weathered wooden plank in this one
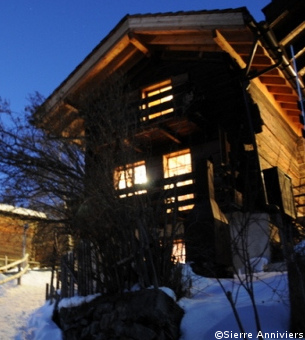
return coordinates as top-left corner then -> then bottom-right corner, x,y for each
129,12 -> 246,31
274,94 -> 299,103
267,86 -> 293,94
281,102 -> 299,110
259,76 -> 287,85
256,122 -> 301,187
141,32 -> 215,46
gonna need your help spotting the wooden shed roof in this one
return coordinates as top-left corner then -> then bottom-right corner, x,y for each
0,204 -> 46,220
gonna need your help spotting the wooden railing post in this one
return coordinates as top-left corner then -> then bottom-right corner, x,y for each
46,283 -> 49,300
17,264 -> 21,285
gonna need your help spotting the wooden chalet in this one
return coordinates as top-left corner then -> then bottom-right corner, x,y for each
38,0 -> 305,272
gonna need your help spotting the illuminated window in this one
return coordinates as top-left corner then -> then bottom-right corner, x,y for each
141,80 -> 174,120
163,149 -> 194,211
172,240 -> 186,263
114,161 -> 147,196
164,149 -> 192,179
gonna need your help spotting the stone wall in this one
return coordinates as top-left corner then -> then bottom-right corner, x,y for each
56,289 -> 184,340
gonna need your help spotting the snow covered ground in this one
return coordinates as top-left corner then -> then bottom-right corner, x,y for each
0,269 -> 60,340
0,266 -> 298,340
179,267 -> 292,339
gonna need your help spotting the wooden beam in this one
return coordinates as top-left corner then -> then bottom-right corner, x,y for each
142,32 -> 215,46
233,44 -> 264,56
161,44 -> 221,53
267,86 -> 293,94
251,67 -> 280,76
123,138 -> 143,153
251,55 -> 273,66
128,32 -> 150,56
129,12 -> 246,32
259,76 -> 287,85
286,110 -> 300,118
274,94 -> 299,103
63,102 -> 79,113
292,46 -> 305,61
216,29 -> 254,43
281,102 -> 299,110
213,29 -> 246,69
280,21 -> 305,46
158,126 -> 182,144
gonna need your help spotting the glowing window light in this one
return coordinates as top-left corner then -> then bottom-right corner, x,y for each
172,239 -> 186,263
163,149 -> 194,211
141,80 -> 174,120
114,161 -> 147,195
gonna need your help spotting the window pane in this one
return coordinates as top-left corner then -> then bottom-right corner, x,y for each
163,149 -> 192,179
172,240 -> 186,263
134,164 -> 147,184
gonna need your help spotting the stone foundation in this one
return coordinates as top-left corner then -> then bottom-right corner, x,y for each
56,289 -> 184,340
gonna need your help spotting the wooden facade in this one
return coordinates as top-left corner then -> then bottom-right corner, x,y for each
0,205 -> 46,263
39,1 -> 305,271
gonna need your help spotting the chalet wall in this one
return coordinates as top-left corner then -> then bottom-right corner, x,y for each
251,82 -> 301,182
0,215 -> 35,261
249,82 -> 305,215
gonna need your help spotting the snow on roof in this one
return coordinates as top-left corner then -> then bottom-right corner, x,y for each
0,204 -> 46,219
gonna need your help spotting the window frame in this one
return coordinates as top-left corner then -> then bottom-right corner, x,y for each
114,161 -> 147,196
163,149 -> 194,212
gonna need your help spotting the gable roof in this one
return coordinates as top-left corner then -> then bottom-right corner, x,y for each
40,6 -> 304,136
43,8 -> 248,108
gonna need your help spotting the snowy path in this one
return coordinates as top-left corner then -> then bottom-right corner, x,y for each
0,267 -> 293,340
0,270 -> 51,340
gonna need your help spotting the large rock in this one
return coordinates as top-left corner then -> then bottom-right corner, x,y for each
56,289 -> 184,340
